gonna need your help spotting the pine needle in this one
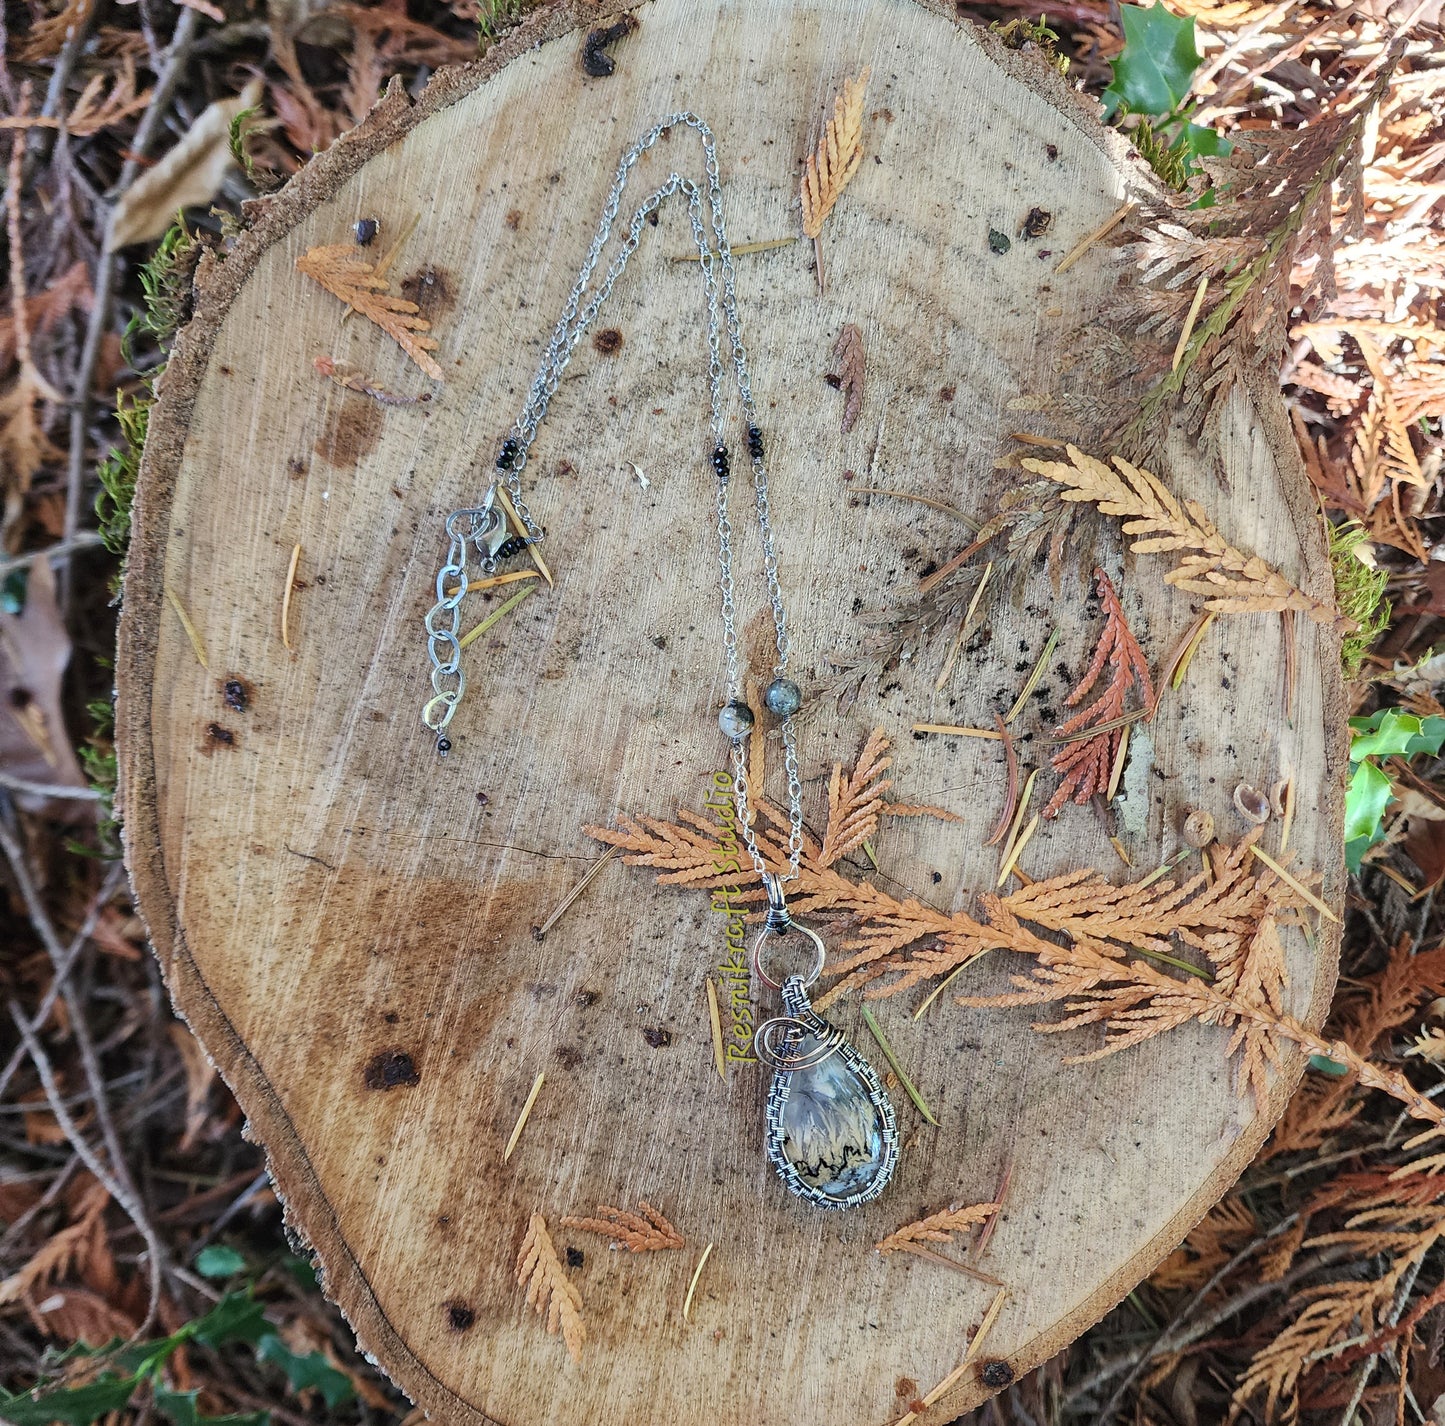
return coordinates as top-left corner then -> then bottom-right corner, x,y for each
706,977 -> 725,1080
670,237 -> 797,261
493,484 -> 553,586
164,584 -> 208,669
965,1286 -> 1010,1364
503,1072 -> 545,1162
280,541 -> 301,653
682,1241 -> 714,1321
936,561 -> 993,691
534,846 -> 618,940
444,569 -> 539,599
459,583 -> 537,651
1172,274 -> 1210,372
1246,844 -> 1339,923
1005,629 -> 1058,723
913,958 -> 980,1019
853,486 -> 981,530
1106,723 -> 1132,803
861,1004 -> 940,1125
1054,199 -> 1136,274
912,723 -> 1003,739
997,768 -> 1039,875
996,812 -> 1039,887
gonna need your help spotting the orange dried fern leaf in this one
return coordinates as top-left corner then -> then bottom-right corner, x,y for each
560,1201 -> 684,1252
516,1212 -> 585,1362
296,242 -> 444,381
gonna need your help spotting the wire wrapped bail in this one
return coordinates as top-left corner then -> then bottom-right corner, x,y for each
761,872 -> 793,933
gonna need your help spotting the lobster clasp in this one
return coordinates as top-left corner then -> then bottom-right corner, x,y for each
444,490 -> 509,561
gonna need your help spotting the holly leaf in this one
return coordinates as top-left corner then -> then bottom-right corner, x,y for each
1345,760 -> 1395,846
194,1245 -> 247,1279
255,1338 -> 355,1408
153,1388 -> 268,1426
0,1375 -> 138,1426
1103,4 -> 1202,120
1349,707 -> 1445,760
189,1292 -> 271,1348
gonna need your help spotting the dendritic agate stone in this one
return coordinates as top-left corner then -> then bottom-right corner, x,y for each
763,976 -> 899,1209
778,1028 -> 887,1197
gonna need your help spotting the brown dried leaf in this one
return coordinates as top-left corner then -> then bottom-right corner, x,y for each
0,1175 -> 109,1306
832,323 -> 865,434
107,80 -> 262,250
560,1201 -> 683,1252
297,242 -> 445,382
516,1212 -> 585,1362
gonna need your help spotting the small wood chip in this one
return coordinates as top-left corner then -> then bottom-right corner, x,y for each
706,978 -> 725,1081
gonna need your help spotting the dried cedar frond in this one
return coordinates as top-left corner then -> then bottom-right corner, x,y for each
1043,568 -> 1152,818
516,1212 -> 585,1362
876,1201 -> 1000,1254
832,323 -> 865,434
800,67 -> 870,240
1020,445 -> 1348,630
560,1202 -> 683,1252
296,242 -> 444,380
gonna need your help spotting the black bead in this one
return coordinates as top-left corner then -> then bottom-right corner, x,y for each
747,425 -> 763,460
436,736 -> 452,756
496,438 -> 519,471
712,445 -> 729,480
493,535 -> 529,561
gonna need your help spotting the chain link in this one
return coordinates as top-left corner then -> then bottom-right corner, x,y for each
421,114 -> 804,880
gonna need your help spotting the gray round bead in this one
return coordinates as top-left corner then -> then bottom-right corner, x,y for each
718,700 -> 755,740
763,678 -> 802,718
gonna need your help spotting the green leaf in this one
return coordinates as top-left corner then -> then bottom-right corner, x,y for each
0,1375 -> 137,1426
154,1388 -> 269,1426
1177,120 -> 1231,161
189,1292 -> 271,1349
1345,834 -> 1372,876
255,1338 -> 355,1408
1345,760 -> 1394,845
1103,4 -> 1202,120
1308,1053 -> 1350,1076
194,1244 -> 247,1279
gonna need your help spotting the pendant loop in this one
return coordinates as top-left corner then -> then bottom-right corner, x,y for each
752,920 -> 825,992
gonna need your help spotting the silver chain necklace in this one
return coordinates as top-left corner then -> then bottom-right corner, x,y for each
419,114 -> 897,1210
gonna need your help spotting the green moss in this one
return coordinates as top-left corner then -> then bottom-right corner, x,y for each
989,16 -> 1069,75
1330,520 -> 1390,679
80,692 -> 121,854
95,389 -> 151,560
134,218 -> 198,351
478,0 -> 529,47
1131,116 -> 1190,190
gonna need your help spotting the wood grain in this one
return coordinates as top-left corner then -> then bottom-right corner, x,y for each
116,1 -> 1345,1421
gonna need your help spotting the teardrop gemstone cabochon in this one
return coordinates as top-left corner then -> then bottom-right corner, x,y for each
763,976 -> 899,1210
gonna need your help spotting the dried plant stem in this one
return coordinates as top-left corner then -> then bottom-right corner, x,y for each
503,1072 -> 545,1162
1049,709 -> 1148,745
164,584 -> 208,668
1106,723 -> 1132,803
1054,200 -> 1136,274
671,237 -> 796,261
459,583 -> 537,650
861,1005 -> 939,1125
280,542 -> 301,652
985,715 -> 1020,848
913,957 -> 979,1020
682,1241 -> 714,1321
444,570 -> 539,599
706,978 -> 725,1080
534,846 -> 619,940
896,1288 -> 1009,1426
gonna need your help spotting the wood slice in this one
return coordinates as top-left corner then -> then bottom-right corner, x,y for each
117,1 -> 1345,1420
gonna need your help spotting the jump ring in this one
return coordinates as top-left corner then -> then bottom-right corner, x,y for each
752,921 -> 825,993
752,1015 -> 840,1071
